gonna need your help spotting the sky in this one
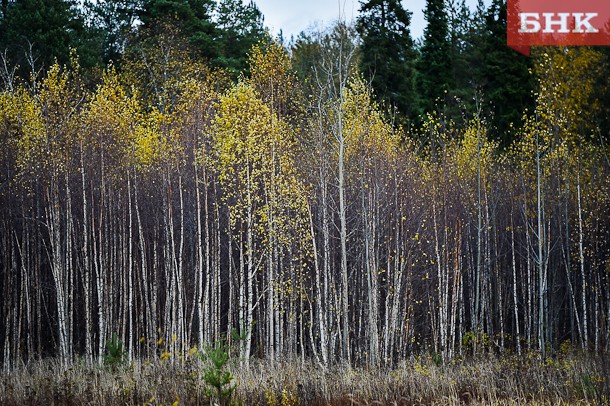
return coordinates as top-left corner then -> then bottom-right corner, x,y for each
253,0 -> 489,42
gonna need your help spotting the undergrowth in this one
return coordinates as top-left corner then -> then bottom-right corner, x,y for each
0,351 -> 607,405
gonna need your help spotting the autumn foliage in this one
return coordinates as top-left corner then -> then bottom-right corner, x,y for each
0,31 -> 608,406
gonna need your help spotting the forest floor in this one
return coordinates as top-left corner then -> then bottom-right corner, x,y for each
0,350 -> 608,405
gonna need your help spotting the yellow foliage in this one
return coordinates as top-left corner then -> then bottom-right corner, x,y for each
341,76 -> 399,163
120,21 -> 219,113
533,47 -> 604,143
1,90 -> 43,176
80,65 -> 171,182
453,119 -> 495,182
248,40 -> 300,118
212,80 -> 312,282
16,63 -> 81,180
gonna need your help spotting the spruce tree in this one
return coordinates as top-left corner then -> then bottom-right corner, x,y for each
138,0 -> 264,74
445,0 -> 480,121
87,0 -> 142,64
0,0 -> 8,19
139,0 -> 219,60
214,0 -> 265,75
479,0 -> 533,147
0,0 -> 99,71
356,0 -> 417,120
0,0 -> 9,38
416,0 -> 451,116
597,47 -> 610,142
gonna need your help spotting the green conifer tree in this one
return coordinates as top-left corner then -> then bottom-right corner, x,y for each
214,0 -> 265,75
479,0 -> 533,147
357,0 -> 417,120
0,0 -> 101,72
139,0 -> 219,60
416,0 -> 452,115
87,0 -> 142,64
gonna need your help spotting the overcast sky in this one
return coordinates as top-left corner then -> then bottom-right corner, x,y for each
253,0 -> 488,42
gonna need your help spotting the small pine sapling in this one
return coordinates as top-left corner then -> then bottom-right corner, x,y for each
103,333 -> 126,370
200,342 -> 236,405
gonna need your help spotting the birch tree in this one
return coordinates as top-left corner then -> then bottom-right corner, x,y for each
17,63 -> 83,364
212,81 -> 309,364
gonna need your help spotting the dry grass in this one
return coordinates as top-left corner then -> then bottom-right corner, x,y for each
0,352 -> 607,405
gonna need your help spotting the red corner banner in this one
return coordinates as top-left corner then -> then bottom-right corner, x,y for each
507,0 -> 610,56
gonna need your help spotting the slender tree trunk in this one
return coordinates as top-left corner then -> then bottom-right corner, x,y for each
432,200 -> 446,359
80,143 -> 92,363
475,124 -> 483,344
195,163 -> 205,348
2,229 -> 10,369
309,203 -> 327,365
338,135 -> 350,364
267,190 -> 275,360
363,186 -> 379,366
127,173 -> 134,361
46,176 -> 69,365
214,183 -> 222,343
536,134 -> 546,358
163,171 -> 177,356
15,228 -> 30,365
321,173 -> 332,362
389,187 -> 406,364
450,222 -> 461,359
594,267 -> 600,352
238,224 -> 245,362
203,165 -> 211,345
576,165 -> 588,349
93,180 -> 105,361
510,211 -> 521,356
245,170 -> 254,366
175,173 -> 186,355
133,170 -> 153,355
518,165 -> 530,352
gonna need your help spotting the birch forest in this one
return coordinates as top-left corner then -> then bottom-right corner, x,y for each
0,0 -> 609,377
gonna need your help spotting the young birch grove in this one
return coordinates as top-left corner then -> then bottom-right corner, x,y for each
0,37 -> 609,372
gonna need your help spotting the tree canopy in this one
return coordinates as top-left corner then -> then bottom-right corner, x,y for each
357,0 -> 417,119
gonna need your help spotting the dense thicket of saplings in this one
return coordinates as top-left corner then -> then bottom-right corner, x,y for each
0,0 -> 609,377
0,35 -> 608,370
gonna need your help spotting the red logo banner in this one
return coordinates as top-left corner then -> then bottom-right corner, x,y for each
507,0 -> 610,55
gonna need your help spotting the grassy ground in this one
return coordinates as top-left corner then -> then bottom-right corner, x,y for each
0,351 -> 608,405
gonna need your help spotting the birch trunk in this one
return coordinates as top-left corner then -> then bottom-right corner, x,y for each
536,134 -> 546,357
510,211 -> 521,355
127,173 -> 134,361
80,143 -> 93,363
195,163 -> 204,348
309,203 -> 327,365
363,187 -> 379,366
338,135 -> 350,364
576,168 -> 587,348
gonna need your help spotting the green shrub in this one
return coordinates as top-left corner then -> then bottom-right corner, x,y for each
200,342 -> 236,405
103,333 -> 126,371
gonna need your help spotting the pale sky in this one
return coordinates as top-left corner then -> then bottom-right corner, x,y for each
252,0 -> 488,42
